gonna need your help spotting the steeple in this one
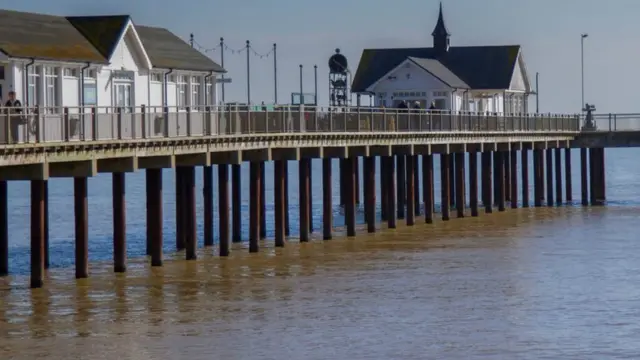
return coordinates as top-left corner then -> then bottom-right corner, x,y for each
431,2 -> 450,54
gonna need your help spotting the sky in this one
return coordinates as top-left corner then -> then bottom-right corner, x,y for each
2,0 -> 638,113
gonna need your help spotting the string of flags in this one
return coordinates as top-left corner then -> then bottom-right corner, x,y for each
192,38 -> 275,59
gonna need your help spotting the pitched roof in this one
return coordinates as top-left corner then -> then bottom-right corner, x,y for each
407,57 -> 468,88
66,15 -> 130,59
352,45 -> 520,92
0,9 -> 106,63
136,25 -> 225,73
0,9 -> 224,72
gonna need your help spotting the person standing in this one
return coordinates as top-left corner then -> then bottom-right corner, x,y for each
4,91 -> 22,143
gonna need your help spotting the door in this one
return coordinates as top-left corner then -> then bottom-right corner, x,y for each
114,83 -> 132,112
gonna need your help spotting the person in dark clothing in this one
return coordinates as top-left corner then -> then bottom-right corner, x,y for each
3,91 -> 23,143
412,101 -> 421,109
428,101 -> 437,110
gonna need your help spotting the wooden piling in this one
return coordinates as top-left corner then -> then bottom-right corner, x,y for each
482,151 -> 493,214
396,155 -> 406,219
555,148 -> 563,205
249,162 -> 261,252
565,148 -> 573,202
469,152 -> 478,217
521,148 -> 529,208
345,157 -> 357,237
284,161 -> 290,236
74,177 -> 89,279
496,152 -> 506,212
385,156 -> 396,229
510,149 -> 518,209
413,155 -> 421,216
112,172 -> 126,273
406,154 -> 415,226
185,166 -> 197,260
175,167 -> 185,251
30,179 -> 45,288
299,158 -> 310,242
0,180 -> 7,276
203,165 -> 214,247
546,149 -> 554,207
455,152 -> 465,218
441,154 -> 450,221
423,154 -> 434,223
274,160 -> 286,247
44,181 -> 49,269
365,156 -> 376,233
218,164 -> 230,256
232,164 -> 242,243
322,158 -> 332,240
147,169 -> 163,267
380,157 -> 388,221
580,148 -> 589,206
260,161 -> 267,239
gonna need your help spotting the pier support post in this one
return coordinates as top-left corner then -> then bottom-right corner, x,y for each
354,157 -> 360,205
598,148 -> 606,203
441,153 -> 451,221
145,172 -> 152,256
385,156 -> 396,229
482,151 -> 493,214
284,161 -> 290,236
496,152 -> 506,212
504,151 -> 511,202
322,158 -> 332,240
218,164 -> 230,256
203,165 -> 214,247
175,168 -> 186,251
74,177 -> 89,279
345,157 -> 357,236
449,155 -> 456,207
565,149 -> 573,202
339,159 -> 346,206
260,162 -> 267,239
396,155 -> 406,219
365,156 -> 376,233
308,160 -> 313,233
0,180 -> 7,276
469,152 -> 478,217
455,152 -> 465,218
44,181 -> 49,269
423,154 -> 434,223
580,148 -> 589,206
533,149 -> 543,207
113,172 -> 126,273
589,148 -> 606,205
299,158 -> 310,242
406,155 -> 415,226
274,160 -> 286,247
510,149 -> 518,209
185,166 -> 197,260
546,149 -> 554,207
30,179 -> 45,288
521,148 -> 529,208
232,164 -> 242,243
249,162 -> 261,252
555,148 -> 563,205
413,155 -> 421,216
147,169 -> 163,267
380,158 -> 388,221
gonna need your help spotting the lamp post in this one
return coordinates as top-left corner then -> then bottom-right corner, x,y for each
581,33 -> 588,111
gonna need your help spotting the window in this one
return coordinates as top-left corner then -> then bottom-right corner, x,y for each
176,75 -> 188,108
27,68 -> 40,106
150,73 -> 162,82
114,83 -> 132,110
64,68 -> 78,77
433,91 -> 448,97
191,76 -> 201,107
84,69 -> 97,79
44,66 -> 59,112
83,83 -> 97,106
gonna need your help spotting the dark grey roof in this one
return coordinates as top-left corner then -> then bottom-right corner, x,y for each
407,57 -> 468,88
66,15 -> 130,60
136,25 -> 225,73
351,45 -> 521,92
0,9 -> 106,63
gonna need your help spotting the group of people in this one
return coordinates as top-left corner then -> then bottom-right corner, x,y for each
395,100 -> 438,111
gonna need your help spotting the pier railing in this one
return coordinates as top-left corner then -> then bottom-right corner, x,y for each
0,105 -> 580,145
581,113 -> 640,132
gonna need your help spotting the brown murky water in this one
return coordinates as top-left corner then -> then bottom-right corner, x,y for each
1,205 -> 640,359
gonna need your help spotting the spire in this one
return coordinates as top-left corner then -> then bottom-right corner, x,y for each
432,2 -> 450,54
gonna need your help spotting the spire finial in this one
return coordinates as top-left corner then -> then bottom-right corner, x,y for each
432,1 -> 450,53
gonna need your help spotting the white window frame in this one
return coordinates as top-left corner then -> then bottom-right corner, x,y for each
43,66 -> 59,113
63,68 -> 78,78
176,75 -> 188,109
150,72 -> 162,83
191,76 -> 201,109
27,67 -> 40,107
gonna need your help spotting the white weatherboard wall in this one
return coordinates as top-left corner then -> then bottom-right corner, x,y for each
372,60 -> 451,105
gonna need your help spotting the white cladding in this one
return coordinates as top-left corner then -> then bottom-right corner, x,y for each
0,20 -> 219,110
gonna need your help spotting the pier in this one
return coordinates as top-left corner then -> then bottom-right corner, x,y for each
0,105 -> 623,288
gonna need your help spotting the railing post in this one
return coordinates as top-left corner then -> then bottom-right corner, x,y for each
117,107 -> 123,140
63,107 -> 70,141
141,104 -> 147,139
91,107 -> 98,141
33,106 -> 41,143
186,106 -> 192,136
205,106 -> 211,135
163,106 -> 169,137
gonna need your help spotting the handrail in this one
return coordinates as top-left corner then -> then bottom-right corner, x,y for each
0,105 -> 582,145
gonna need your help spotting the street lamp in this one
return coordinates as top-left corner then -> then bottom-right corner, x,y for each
581,33 -> 588,111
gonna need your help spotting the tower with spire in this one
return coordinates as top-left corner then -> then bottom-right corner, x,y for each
432,2 -> 450,55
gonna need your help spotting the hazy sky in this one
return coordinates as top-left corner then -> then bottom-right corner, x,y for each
2,0 -> 637,113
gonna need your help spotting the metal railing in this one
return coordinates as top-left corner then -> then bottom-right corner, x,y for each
0,105 -> 581,145
580,113 -> 640,132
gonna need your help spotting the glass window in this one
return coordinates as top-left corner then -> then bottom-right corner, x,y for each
114,83 -> 132,111
43,66 -> 58,112
83,83 -> 97,106
191,76 -> 201,107
177,75 -> 188,108
150,73 -> 162,82
64,68 -> 78,77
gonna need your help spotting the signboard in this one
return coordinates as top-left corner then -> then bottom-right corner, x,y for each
216,78 -> 232,84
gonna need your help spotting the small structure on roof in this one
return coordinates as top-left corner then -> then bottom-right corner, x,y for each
0,9 -> 224,110
351,2 -> 533,113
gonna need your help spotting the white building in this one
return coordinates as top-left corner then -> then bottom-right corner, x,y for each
351,3 -> 533,114
0,10 -> 224,111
